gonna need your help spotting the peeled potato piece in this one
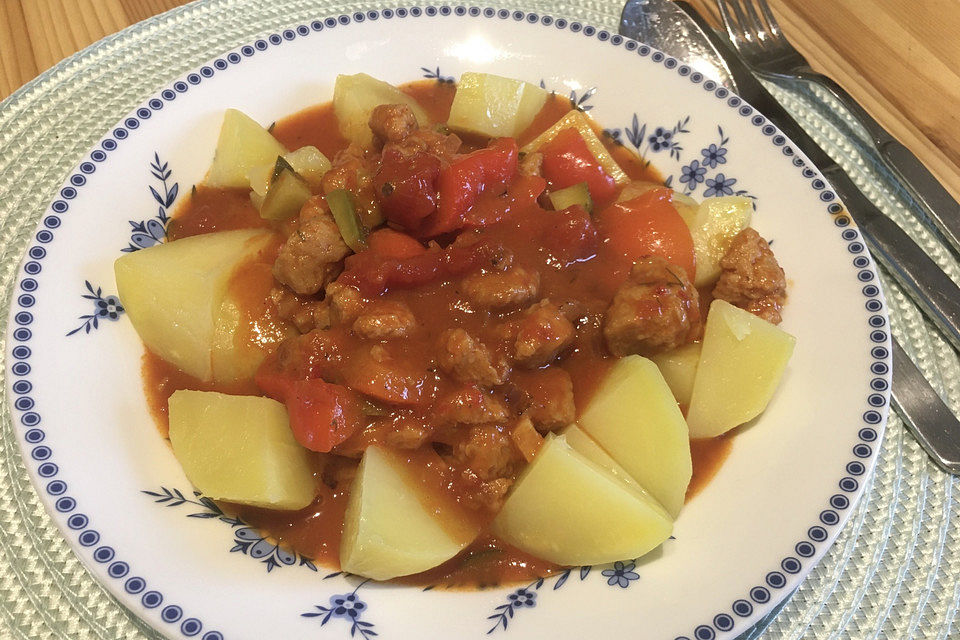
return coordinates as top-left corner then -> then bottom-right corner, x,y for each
168,390 -> 315,510
492,434 -> 672,566
683,196 -> 752,287
649,342 -> 702,408
333,73 -> 429,147
578,356 -> 691,517
341,446 -> 478,580
686,300 -> 796,438
562,425 -> 661,501
114,229 -> 274,381
447,72 -> 548,138
205,109 -> 288,189
210,259 -> 293,383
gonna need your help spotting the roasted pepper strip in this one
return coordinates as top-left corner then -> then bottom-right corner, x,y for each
539,128 -> 618,205
461,174 -> 547,228
340,238 -> 506,296
419,137 -> 519,237
597,187 -> 696,283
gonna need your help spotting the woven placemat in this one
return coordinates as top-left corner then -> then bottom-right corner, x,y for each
1,1 -> 957,638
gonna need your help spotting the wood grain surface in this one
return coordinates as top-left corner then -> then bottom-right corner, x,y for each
1,0 -> 959,199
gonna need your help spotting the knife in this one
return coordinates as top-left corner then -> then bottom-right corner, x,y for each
622,0 -> 960,357
619,0 -> 960,475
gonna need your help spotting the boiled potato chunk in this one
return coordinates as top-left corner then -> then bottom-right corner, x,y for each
206,109 -> 288,188
686,300 -> 796,438
649,342 -> 702,408
684,196 -> 752,287
578,356 -> 691,517
447,72 -> 548,138
333,73 -> 429,147
168,390 -> 315,510
492,434 -> 672,565
211,260 -> 293,383
563,425 -> 661,503
522,110 -> 627,185
341,446 -> 477,580
115,229 -> 274,381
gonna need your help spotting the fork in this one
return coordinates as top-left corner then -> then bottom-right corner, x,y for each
716,0 -> 960,261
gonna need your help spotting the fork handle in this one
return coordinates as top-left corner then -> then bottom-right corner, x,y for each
789,68 -> 960,257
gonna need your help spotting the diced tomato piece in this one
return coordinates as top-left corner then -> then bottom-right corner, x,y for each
339,239 -> 506,296
597,187 -> 696,282
539,204 -> 599,264
374,150 -> 441,230
540,128 -> 618,204
367,228 -> 426,259
254,359 -> 365,452
420,137 -> 519,237
285,379 -> 366,452
463,174 -> 547,228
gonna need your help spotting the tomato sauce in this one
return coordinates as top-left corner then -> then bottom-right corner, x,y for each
142,79 -> 733,588
687,435 -> 733,500
167,187 -> 270,241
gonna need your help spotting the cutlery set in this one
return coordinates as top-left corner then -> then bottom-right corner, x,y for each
619,0 -> 960,474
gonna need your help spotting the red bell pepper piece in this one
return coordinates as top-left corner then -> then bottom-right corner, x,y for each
597,187 -> 697,282
339,238 -> 505,296
367,228 -> 427,259
540,128 -> 618,204
254,361 -> 365,452
374,150 -> 441,230
254,353 -> 294,402
285,379 -> 366,452
341,348 -> 433,406
419,137 -> 519,237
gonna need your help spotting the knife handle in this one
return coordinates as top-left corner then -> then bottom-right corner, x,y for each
820,163 -> 960,354
790,69 -> 960,257
892,338 -> 960,474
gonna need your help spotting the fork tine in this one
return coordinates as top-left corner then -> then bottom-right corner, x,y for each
756,0 -> 784,41
717,0 -> 761,57
716,0 -> 746,49
740,0 -> 771,51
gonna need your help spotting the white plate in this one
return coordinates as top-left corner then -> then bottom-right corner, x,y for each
4,7 -> 890,640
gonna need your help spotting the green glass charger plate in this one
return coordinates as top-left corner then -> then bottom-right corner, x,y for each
0,1 -> 957,637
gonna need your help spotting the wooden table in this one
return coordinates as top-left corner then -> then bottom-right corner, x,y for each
1,0 -> 959,200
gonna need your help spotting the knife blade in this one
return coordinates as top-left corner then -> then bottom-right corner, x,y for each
892,340 -> 960,473
619,0 -> 735,90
